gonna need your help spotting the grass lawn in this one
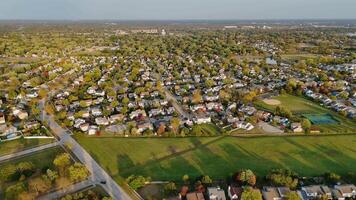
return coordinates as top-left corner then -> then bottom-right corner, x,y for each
0,146 -> 63,169
254,94 -> 356,133
0,138 -> 55,156
75,135 -> 356,182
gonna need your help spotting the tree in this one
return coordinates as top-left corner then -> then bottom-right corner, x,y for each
235,169 -> 256,186
241,187 -> 262,200
157,123 -> 166,135
182,174 -> 190,183
192,89 -> 202,104
38,89 -> 48,98
53,153 -> 71,176
324,172 -> 340,184
46,169 -> 59,183
243,91 -> 257,103
201,175 -> 212,184
170,117 -> 181,134
285,191 -> 300,200
266,169 -> 298,189
301,118 -> 311,133
5,182 -> 26,200
0,164 -> 17,181
191,125 -> 203,136
16,161 -> 34,177
126,175 -> 149,190
164,182 -> 177,195
68,163 -> 90,182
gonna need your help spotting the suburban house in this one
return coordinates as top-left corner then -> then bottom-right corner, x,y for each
301,185 -> 332,200
95,117 -> 109,126
291,123 -> 303,133
262,187 -> 291,200
207,187 -> 226,200
186,192 -> 205,200
0,111 -> 5,124
194,115 -> 211,124
228,186 -> 243,200
333,184 -> 356,199
12,108 -> 28,120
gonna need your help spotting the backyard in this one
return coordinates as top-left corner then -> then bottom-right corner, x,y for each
75,135 -> 356,182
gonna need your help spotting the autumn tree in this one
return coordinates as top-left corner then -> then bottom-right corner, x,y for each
53,153 -> 71,176
170,117 -> 181,134
68,163 -> 90,182
241,187 -> 262,200
301,118 -> 312,133
192,89 -> 202,104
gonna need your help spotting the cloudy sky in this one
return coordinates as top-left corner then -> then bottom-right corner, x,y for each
1,0 -> 356,20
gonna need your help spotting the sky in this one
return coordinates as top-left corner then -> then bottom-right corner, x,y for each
1,0 -> 356,20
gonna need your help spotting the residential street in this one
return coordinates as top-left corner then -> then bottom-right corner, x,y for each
152,72 -> 192,119
39,99 -> 133,200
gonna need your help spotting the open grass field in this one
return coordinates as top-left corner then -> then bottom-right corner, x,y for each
75,135 -> 356,182
254,94 -> 356,133
0,138 -> 55,156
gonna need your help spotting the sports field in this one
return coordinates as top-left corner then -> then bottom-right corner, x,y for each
254,94 -> 356,133
75,135 -> 356,181
303,114 -> 338,125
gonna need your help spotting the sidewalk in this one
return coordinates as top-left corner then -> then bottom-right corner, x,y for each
0,141 -> 59,162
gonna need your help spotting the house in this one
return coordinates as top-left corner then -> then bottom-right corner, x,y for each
95,117 -> 109,126
228,186 -> 243,200
55,104 -> 65,112
262,187 -> 292,200
82,99 -> 93,107
186,192 -> 205,200
233,122 -> 254,131
149,108 -> 164,117
24,121 -> 40,130
81,110 -> 90,118
109,114 -> 124,124
74,118 -> 86,129
194,115 -> 211,124
79,123 -> 90,132
88,125 -> 99,135
291,123 -> 303,133
91,107 -> 103,117
0,112 -> 5,124
207,187 -> 226,200
13,109 -> 28,120
334,184 -> 356,198
129,109 -> 147,120
67,112 -> 75,121
105,124 -> 127,134
137,122 -> 153,133
301,185 -> 332,200
332,189 -> 344,200
190,104 -> 206,112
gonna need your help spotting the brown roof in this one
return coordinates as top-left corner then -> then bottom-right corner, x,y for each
186,192 -> 205,200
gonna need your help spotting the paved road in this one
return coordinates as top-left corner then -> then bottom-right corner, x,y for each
0,142 -> 59,162
152,72 -> 192,119
39,99 -> 133,200
37,179 -> 95,200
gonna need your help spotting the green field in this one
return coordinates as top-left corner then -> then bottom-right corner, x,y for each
0,138 -> 55,156
254,94 -> 356,133
75,135 -> 356,182
0,147 -> 63,169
